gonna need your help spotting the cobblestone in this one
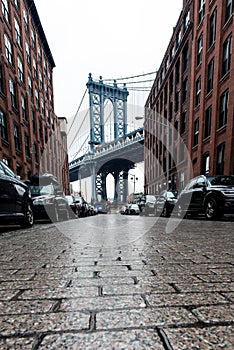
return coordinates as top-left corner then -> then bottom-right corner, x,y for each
0,215 -> 233,349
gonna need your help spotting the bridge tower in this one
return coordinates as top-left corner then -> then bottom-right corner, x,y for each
86,74 -> 131,203
87,73 -> 129,151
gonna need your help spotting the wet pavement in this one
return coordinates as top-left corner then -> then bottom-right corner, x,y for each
0,214 -> 233,349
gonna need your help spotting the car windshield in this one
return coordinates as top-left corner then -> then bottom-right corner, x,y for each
146,195 -> 157,202
167,191 -> 176,198
207,176 -> 234,186
30,184 -> 54,196
66,196 -> 73,204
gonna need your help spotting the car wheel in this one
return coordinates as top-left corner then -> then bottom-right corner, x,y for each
205,197 -> 219,220
21,202 -> 34,228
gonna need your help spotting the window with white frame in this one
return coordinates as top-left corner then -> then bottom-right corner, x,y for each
0,65 -> 3,93
222,34 -> 232,76
193,118 -> 199,146
4,33 -> 12,64
25,42 -> 31,65
225,0 -> 233,22
9,78 -> 17,108
33,58 -> 37,78
197,33 -> 203,66
0,108 -> 8,141
207,58 -> 214,93
209,8 -> 217,47
17,57 -> 24,82
31,29 -> 35,48
38,45 -> 42,62
216,143 -> 225,175
21,95 -> 26,120
28,74 -> 32,97
195,76 -> 201,106
41,98 -> 45,116
14,123 -> 21,151
219,89 -> 229,128
14,17 -> 21,46
198,0 -> 206,24
23,8 -> 28,31
184,10 -> 190,31
35,88 -> 39,109
24,133 -> 30,158
204,105 -> 212,138
39,71 -> 43,90
2,0 -> 9,23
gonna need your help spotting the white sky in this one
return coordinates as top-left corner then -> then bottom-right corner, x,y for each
34,0 -> 182,119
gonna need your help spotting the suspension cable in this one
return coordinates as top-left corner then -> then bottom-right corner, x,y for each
67,88 -> 87,136
103,71 -> 157,82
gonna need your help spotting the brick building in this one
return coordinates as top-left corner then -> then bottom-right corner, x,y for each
0,0 -> 69,193
144,0 -> 234,194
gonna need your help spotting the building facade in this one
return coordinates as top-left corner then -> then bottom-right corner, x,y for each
0,0 -> 69,192
144,0 -> 234,194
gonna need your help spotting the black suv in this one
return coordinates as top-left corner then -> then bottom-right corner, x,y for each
0,160 -> 33,227
177,175 -> 234,220
27,174 -> 69,222
140,195 -> 158,216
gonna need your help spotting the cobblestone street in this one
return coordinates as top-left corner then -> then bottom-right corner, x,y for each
0,215 -> 233,349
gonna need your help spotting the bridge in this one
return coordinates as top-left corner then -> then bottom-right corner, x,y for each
68,72 -> 155,202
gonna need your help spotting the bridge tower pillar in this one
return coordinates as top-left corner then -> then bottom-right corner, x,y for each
87,73 -> 129,152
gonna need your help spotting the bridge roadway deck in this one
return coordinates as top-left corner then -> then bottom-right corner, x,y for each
69,128 -> 144,181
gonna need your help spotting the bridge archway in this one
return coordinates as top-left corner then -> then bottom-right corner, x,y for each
87,74 -> 129,150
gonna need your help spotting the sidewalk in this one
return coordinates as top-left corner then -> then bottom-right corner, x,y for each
0,216 -> 233,349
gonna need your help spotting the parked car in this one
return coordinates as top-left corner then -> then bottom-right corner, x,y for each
74,196 -> 89,217
65,195 -> 79,218
125,203 -> 140,215
176,175 -> 234,220
120,205 -> 127,215
27,174 -> 69,222
95,203 -> 108,214
0,160 -> 33,227
140,194 -> 158,216
156,190 -> 178,217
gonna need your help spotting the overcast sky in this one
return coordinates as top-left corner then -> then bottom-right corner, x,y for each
34,0 -> 182,119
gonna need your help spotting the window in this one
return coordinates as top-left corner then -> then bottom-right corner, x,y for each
170,45 -> 174,63
184,10 -> 190,31
38,45 -> 42,62
14,124 -> 21,151
225,0 -> 233,22
195,76 -> 201,106
197,33 -> 203,65
25,42 -> 31,65
17,57 -> 24,82
175,91 -> 179,112
219,90 -> 229,128
202,153 -> 210,175
216,143 -> 225,174
28,75 -> 32,97
39,71 -> 43,90
175,59 -> 180,84
35,88 -> 39,109
23,8 -> 28,31
182,78 -> 188,103
0,65 -> 4,93
198,0 -> 206,24
2,0 -> 9,23
222,34 -> 232,76
209,9 -> 217,47
31,109 -> 36,133
33,58 -> 37,78
0,109 -> 8,141
176,29 -> 182,49
207,58 -> 214,93
21,95 -> 27,120
4,33 -> 12,64
13,0 -> 19,8
43,61 -> 47,76
24,133 -> 30,158
31,30 -> 35,49
204,105 -> 212,138
14,17 -> 22,46
41,98 -> 45,116
193,118 -> 199,146
180,111 -> 186,134
9,78 -> 17,108
182,42 -> 189,72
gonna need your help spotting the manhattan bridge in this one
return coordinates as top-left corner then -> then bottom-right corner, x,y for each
68,72 -> 155,203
